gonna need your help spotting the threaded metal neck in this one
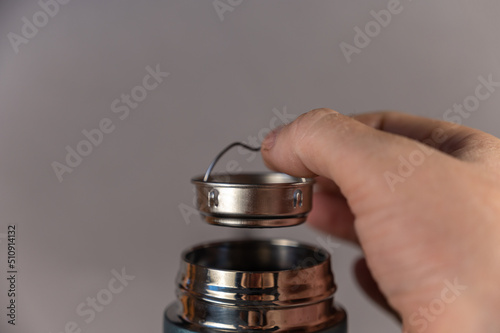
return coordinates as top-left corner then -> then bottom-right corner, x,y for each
166,239 -> 346,332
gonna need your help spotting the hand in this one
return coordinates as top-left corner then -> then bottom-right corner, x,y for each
261,109 -> 500,333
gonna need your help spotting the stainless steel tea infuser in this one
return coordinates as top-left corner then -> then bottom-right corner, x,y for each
192,142 -> 314,228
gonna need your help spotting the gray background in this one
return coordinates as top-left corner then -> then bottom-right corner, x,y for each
1,0 -> 499,332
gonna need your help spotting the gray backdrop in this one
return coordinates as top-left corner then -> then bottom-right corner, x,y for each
1,0 -> 499,332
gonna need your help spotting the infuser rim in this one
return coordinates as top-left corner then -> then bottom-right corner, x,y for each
192,172 -> 314,187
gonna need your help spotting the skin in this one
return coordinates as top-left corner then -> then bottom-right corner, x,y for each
261,109 -> 500,333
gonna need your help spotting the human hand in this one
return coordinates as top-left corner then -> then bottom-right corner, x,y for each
261,109 -> 500,333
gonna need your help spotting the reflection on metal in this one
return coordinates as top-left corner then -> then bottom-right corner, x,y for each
164,240 -> 347,333
192,173 -> 313,228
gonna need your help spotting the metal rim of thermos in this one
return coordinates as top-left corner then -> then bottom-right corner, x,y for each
164,239 -> 347,332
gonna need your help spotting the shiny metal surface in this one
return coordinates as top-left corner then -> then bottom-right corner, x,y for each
192,173 -> 314,228
164,239 -> 347,332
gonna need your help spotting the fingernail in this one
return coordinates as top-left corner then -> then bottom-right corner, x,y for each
262,126 -> 283,150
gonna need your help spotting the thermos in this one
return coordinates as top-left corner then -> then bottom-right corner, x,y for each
164,143 -> 347,332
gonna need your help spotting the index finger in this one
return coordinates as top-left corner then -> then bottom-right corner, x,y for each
261,108 -> 452,199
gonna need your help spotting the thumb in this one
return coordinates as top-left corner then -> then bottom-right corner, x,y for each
261,109 -> 450,201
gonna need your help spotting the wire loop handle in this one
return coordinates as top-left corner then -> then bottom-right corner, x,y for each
203,142 -> 261,182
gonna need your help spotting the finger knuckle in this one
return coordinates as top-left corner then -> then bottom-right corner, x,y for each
457,133 -> 500,155
292,108 -> 339,135
289,108 -> 345,155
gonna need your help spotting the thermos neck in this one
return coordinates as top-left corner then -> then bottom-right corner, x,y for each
165,239 -> 346,332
